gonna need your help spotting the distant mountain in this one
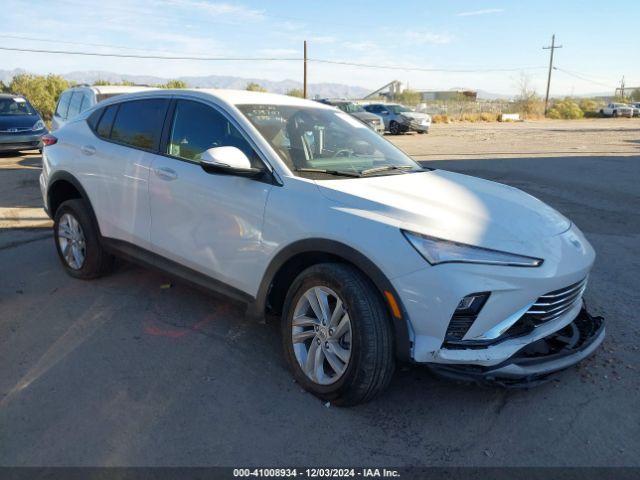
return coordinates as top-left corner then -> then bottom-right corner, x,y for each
0,68 -> 370,99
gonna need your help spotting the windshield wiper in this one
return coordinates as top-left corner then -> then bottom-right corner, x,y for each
360,165 -> 420,176
295,168 -> 362,178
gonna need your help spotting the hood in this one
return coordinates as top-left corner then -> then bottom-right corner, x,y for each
350,111 -> 382,122
316,170 -> 571,254
400,111 -> 430,120
0,114 -> 40,130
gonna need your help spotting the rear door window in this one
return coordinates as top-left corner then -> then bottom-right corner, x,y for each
55,91 -> 72,119
110,99 -> 169,151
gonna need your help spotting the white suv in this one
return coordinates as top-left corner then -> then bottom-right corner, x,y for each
40,89 -> 604,405
52,85 -> 155,131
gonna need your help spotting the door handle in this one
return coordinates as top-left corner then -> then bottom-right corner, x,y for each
155,167 -> 178,181
81,145 -> 96,156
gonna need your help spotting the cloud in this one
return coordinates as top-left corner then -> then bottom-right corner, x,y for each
404,31 -> 453,45
158,0 -> 265,20
343,41 -> 379,52
456,8 -> 504,17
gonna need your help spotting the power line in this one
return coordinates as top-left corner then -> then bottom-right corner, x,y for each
0,45 -> 548,73
0,34 -> 190,55
310,58 -> 546,72
0,46 -> 300,62
553,67 -> 617,90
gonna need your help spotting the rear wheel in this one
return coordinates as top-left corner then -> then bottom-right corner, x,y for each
613,110 -> 618,117
281,263 -> 395,406
53,199 -> 113,279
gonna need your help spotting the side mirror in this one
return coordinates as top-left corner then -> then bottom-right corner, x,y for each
200,146 -> 263,177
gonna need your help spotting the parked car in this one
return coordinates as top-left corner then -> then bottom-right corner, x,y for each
363,103 -> 431,134
0,94 -> 47,153
40,89 -> 604,405
316,99 -> 384,134
629,102 -> 640,117
599,102 -> 633,118
52,85 -> 155,130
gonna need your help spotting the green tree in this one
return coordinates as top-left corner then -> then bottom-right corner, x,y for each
394,89 -> 422,106
161,79 -> 188,89
9,74 -> 70,121
630,88 -> 640,102
246,82 -> 267,92
93,79 -> 136,86
0,80 -> 10,93
286,88 -> 304,98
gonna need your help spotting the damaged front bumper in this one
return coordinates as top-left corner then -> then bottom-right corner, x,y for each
429,308 -> 605,387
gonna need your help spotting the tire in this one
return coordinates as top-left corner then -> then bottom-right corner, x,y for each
389,121 -> 400,135
599,110 -> 604,117
613,110 -> 618,117
53,198 -> 113,279
417,130 -> 426,134
281,263 -> 395,406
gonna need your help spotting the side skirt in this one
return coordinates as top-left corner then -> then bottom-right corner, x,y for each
102,237 -> 256,307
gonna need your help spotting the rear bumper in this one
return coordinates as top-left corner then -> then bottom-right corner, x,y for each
429,307 -> 604,387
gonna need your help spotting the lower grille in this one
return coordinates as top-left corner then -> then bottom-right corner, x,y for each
504,277 -> 587,338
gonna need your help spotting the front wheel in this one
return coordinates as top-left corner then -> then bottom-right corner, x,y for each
613,110 -> 618,117
389,121 -> 401,135
281,263 -> 395,406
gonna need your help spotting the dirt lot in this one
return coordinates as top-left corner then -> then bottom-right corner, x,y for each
1,119 -> 639,467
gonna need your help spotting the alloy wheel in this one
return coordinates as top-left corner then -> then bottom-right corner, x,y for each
291,286 -> 352,385
58,213 -> 86,270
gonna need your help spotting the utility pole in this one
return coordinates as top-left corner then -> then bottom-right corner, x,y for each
303,40 -> 307,99
620,75 -> 625,99
543,34 -> 562,116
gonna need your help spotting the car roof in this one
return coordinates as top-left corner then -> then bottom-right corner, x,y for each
0,93 -> 23,99
94,88 -> 336,109
82,85 -> 157,95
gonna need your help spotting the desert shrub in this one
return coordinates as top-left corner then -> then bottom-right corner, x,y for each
431,114 -> 450,123
286,88 -> 304,98
547,98 -> 584,119
394,89 -> 422,106
160,80 -> 188,89
480,112 -> 498,122
246,82 -> 267,92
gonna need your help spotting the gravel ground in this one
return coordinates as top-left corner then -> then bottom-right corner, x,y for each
0,119 -> 639,467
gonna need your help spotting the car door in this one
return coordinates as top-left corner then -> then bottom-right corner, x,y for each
82,98 -> 169,248
148,98 -> 273,295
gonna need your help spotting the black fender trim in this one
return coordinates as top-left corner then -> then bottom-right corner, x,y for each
102,237 -> 255,305
47,171 -> 101,236
252,238 -> 413,361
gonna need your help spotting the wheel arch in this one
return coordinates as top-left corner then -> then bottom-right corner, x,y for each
253,239 -> 413,360
47,171 -> 102,236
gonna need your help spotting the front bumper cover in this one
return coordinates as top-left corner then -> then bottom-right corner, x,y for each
429,307 -> 605,387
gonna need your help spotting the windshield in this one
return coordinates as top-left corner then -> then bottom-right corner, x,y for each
238,104 -> 421,178
337,103 -> 365,113
0,97 -> 36,116
388,104 -> 412,114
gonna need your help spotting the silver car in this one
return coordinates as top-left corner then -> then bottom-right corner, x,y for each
363,103 -> 431,134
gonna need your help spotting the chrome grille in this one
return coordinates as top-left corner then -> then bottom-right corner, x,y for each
526,277 -> 588,324
0,126 -> 32,133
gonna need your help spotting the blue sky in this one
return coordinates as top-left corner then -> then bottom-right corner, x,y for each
2,0 -> 638,95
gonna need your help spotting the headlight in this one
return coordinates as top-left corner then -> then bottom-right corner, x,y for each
402,230 -> 543,267
32,120 -> 45,131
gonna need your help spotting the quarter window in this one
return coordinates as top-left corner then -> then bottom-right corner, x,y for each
167,100 -> 260,167
110,99 -> 169,150
96,105 -> 118,139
